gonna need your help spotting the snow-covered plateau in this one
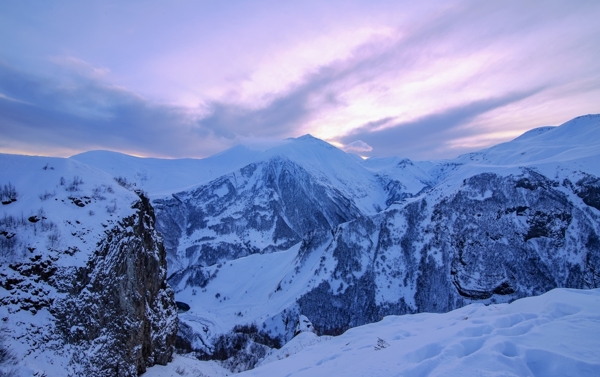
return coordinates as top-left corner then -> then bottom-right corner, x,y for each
1,114 -> 600,376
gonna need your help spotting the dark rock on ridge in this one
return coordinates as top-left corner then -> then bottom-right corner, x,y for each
52,192 -> 178,376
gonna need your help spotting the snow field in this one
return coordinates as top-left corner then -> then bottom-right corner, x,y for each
175,240 -> 334,343
0,154 -> 137,267
234,288 -> 600,377
143,354 -> 231,377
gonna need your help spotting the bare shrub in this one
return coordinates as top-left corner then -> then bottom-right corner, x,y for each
46,229 -> 61,249
92,184 -> 114,201
92,186 -> 106,201
114,176 -> 134,190
0,183 -> 17,204
106,199 -> 118,214
0,332 -> 17,377
39,190 -> 56,201
66,176 -> 84,192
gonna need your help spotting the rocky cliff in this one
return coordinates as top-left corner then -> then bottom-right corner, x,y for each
293,169 -> 600,336
154,155 -> 366,272
0,154 -> 178,376
52,193 -> 178,376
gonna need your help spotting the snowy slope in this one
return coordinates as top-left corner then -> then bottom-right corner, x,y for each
168,238 -> 334,351
71,145 -> 264,197
457,114 -> 600,168
144,288 -> 600,377
0,153 -> 177,376
261,135 -> 387,214
240,288 -> 600,377
0,153 -> 138,267
360,156 -> 434,199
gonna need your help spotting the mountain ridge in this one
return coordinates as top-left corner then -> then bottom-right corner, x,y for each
2,114 -> 600,375
149,114 -> 600,372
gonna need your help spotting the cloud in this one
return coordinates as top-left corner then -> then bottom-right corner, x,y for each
190,0 -> 600,156
0,62 -> 233,158
197,90 -> 312,140
49,56 -> 111,78
336,89 -> 545,160
342,140 -> 373,154
236,136 -> 291,152
1,1 -> 599,159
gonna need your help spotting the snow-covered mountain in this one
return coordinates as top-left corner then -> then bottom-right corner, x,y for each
151,114 -> 600,372
70,145 -> 266,197
456,114 -> 600,166
0,155 -> 177,376
153,135 -> 388,273
2,114 -> 600,375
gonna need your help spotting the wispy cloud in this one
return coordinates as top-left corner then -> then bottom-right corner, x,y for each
342,140 -> 373,154
335,89 -> 545,159
191,0 -> 600,158
0,62 -> 232,157
49,55 -> 111,78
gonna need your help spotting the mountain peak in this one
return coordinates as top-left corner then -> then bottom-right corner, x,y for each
294,134 -> 318,140
511,126 -> 555,142
287,134 -> 339,152
289,134 -> 328,144
70,149 -> 130,159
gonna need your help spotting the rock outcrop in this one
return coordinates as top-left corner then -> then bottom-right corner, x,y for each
293,169 -> 600,336
53,193 -> 178,376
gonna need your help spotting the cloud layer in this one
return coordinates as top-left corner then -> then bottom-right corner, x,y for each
1,0 -> 599,159
0,62 -> 231,157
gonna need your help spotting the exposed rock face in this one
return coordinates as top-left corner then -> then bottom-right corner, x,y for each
293,170 -> 600,337
53,193 -> 178,376
154,156 -> 364,273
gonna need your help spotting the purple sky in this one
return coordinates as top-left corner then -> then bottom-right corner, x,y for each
1,0 -> 599,160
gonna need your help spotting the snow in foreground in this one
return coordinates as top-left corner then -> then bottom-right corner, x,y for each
145,288 -> 600,377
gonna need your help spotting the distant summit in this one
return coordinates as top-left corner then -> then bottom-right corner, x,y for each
511,126 -> 556,142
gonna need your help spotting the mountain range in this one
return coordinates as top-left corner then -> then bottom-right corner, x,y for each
1,114 -> 599,375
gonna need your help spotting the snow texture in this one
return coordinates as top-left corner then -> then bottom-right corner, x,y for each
238,288 -> 600,377
144,288 -> 600,377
